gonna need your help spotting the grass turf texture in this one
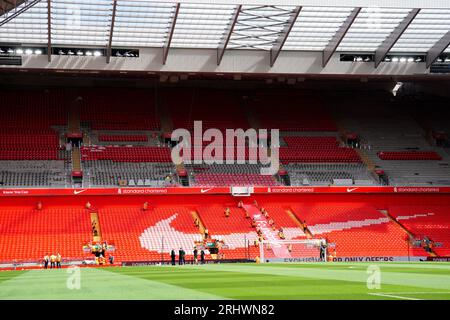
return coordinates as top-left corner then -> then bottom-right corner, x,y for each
0,262 -> 449,300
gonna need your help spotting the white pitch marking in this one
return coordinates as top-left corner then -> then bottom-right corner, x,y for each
368,293 -> 422,300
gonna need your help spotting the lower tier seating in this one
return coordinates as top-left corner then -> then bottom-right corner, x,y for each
1,196 -> 448,265
0,208 -> 91,262
291,202 -> 412,257
99,206 -> 202,263
388,205 -> 450,256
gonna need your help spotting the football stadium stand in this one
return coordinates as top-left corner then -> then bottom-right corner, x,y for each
1,194 -> 449,265
2,88 -> 450,188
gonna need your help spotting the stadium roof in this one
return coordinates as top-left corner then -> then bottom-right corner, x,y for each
0,0 -> 450,75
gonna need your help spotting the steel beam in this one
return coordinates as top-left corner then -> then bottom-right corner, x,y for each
269,6 -> 301,67
374,8 -> 420,68
426,30 -> 450,68
0,0 -> 40,27
322,7 -> 360,68
217,4 -> 241,65
106,0 -> 117,64
47,0 -> 51,62
162,3 -> 180,65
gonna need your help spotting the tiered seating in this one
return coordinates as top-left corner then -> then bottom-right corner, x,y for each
337,99 -> 450,186
378,151 -> 442,161
197,206 -> 254,234
79,89 -> 159,130
164,88 -> 249,131
324,223 -> 410,257
260,205 -> 299,228
84,161 -> 175,187
0,208 -> 91,262
98,135 -> 148,142
388,205 -> 450,256
194,173 -> 278,187
0,90 -> 65,161
99,206 -> 202,263
280,148 -> 361,163
247,92 -> 336,131
182,146 -> 263,162
285,163 -> 375,186
81,146 -> 172,162
278,135 -> 362,164
291,202 -> 410,257
0,149 -> 58,160
197,205 -> 258,259
283,136 -> 338,148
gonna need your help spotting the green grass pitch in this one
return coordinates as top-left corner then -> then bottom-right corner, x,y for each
1,262 -> 450,300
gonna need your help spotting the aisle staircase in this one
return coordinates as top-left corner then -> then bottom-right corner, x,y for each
191,210 -> 206,236
286,208 -> 313,239
243,204 -> 291,258
90,212 -> 102,242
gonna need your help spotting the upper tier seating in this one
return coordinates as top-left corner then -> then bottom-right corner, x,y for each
285,163 -> 376,186
81,146 -> 172,162
278,135 -> 362,164
378,151 -> 442,161
280,148 -> 361,163
283,136 -> 339,148
193,173 -> 278,187
247,92 -> 336,131
79,89 -> 159,130
84,160 -> 175,187
164,88 -> 250,131
0,90 -> 65,161
98,135 -> 148,142
337,99 -> 450,186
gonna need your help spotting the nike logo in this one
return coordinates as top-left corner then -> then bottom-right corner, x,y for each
200,188 -> 213,193
346,188 -> 358,193
74,189 -> 87,195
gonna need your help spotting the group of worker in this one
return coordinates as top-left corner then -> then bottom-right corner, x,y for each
43,253 -> 62,269
170,248 -> 206,265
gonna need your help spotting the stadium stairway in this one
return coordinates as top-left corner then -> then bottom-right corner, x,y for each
90,212 -> 102,242
68,99 -> 81,137
242,204 -> 291,258
286,208 -> 313,239
71,147 -> 82,184
191,210 -> 206,236
157,93 -> 174,134
241,97 -> 261,131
